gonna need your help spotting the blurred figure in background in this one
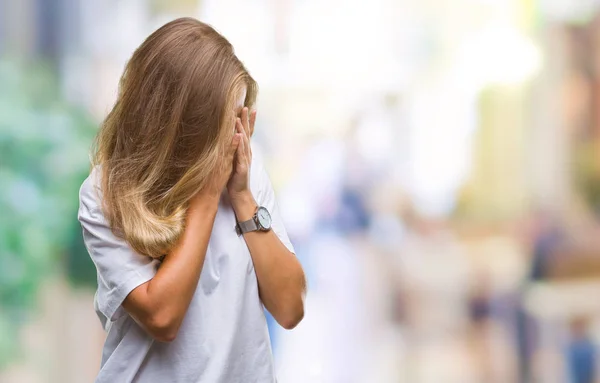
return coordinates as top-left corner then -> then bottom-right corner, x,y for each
516,211 -> 564,383
276,131 -> 372,382
567,317 -> 596,383
467,271 -> 495,383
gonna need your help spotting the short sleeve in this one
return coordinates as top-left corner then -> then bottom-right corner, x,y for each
255,161 -> 296,255
78,172 -> 159,326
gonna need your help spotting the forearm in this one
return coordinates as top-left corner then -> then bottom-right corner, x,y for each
228,107 -> 305,328
234,195 -> 306,329
125,194 -> 219,339
244,231 -> 306,328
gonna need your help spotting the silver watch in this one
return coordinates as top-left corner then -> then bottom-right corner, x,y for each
236,206 -> 272,235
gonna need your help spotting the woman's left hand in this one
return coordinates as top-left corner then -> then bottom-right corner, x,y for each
227,107 -> 257,217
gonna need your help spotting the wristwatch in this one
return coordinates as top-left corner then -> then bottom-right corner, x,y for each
236,206 -> 272,235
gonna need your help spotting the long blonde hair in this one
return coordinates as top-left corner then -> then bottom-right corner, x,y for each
92,18 -> 257,258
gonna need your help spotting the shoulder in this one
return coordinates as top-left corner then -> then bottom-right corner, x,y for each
250,149 -> 271,199
78,166 -> 103,218
251,147 -> 266,174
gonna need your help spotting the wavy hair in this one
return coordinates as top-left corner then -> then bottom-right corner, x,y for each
92,18 -> 257,258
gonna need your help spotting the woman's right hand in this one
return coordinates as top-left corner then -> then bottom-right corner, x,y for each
191,132 -> 242,209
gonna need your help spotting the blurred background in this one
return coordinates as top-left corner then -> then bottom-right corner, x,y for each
2,0 -> 600,382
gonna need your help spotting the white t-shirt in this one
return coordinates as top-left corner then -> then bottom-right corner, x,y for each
78,156 -> 294,383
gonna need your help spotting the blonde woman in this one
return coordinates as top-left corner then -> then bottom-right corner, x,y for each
78,18 -> 306,383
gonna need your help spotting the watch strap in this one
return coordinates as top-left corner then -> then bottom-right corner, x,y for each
236,216 -> 258,235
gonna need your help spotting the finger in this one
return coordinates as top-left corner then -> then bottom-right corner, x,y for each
235,118 -> 245,146
242,128 -> 251,164
249,110 -> 257,137
235,118 -> 244,144
241,107 -> 250,139
229,132 -> 242,158
237,130 -> 247,167
235,118 -> 251,164
246,125 -> 252,160
247,137 -> 252,161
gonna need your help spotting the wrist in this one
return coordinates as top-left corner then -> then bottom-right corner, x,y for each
230,191 -> 257,222
189,190 -> 220,217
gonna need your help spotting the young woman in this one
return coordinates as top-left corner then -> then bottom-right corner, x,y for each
78,18 -> 306,383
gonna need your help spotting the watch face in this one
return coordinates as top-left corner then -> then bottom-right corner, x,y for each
256,207 -> 272,230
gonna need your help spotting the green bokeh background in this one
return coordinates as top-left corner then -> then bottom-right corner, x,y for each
0,59 -> 97,367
